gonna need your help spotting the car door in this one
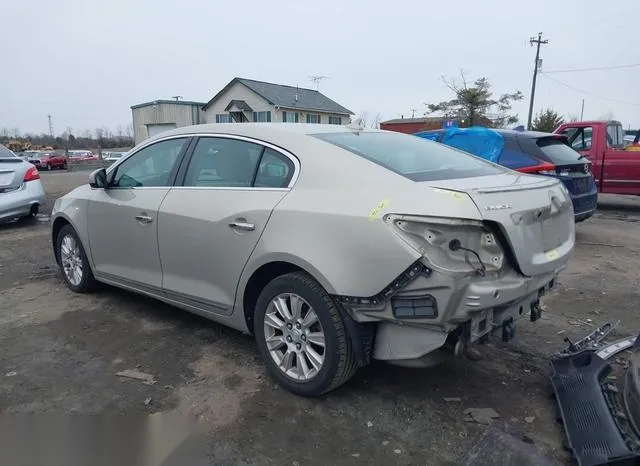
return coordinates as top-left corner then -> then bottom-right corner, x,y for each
87,136 -> 191,293
601,123 -> 640,195
157,135 -> 297,315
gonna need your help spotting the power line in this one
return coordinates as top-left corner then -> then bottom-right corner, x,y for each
539,72 -> 640,106
543,63 -> 640,74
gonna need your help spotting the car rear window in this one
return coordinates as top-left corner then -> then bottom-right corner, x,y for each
312,131 -> 503,181
535,137 -> 583,165
0,145 -> 21,162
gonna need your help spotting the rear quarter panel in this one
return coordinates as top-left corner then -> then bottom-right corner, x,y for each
236,134 -> 485,300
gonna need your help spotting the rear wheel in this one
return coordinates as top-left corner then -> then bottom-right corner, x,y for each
254,272 -> 358,396
56,225 -> 97,293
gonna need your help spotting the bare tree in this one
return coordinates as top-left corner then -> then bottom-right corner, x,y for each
598,111 -> 616,121
370,113 -> 381,129
567,113 -> 580,122
125,122 -> 133,138
356,111 -> 369,128
11,128 -> 20,138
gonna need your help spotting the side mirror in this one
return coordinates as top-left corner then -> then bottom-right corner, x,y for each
89,168 -> 108,188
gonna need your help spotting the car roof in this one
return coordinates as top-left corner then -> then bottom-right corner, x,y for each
145,122 -> 378,144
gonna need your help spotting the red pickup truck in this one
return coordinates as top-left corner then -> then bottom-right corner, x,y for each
554,120 -> 640,195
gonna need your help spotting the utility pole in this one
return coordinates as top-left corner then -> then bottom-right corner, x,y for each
580,99 -> 585,121
410,108 -> 417,118
47,114 -> 54,137
527,32 -> 548,130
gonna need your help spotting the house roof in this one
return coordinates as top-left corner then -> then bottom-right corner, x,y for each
131,99 -> 205,110
202,77 -> 353,115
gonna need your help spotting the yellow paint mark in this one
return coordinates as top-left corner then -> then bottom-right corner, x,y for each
434,188 -> 465,203
368,199 -> 390,221
545,249 -> 560,260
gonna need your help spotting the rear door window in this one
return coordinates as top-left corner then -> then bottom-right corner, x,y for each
535,138 -> 583,165
183,137 -> 263,188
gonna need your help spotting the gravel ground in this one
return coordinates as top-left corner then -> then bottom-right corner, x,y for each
1,172 -> 639,465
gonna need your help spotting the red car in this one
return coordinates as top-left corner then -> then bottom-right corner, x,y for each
27,152 -> 68,170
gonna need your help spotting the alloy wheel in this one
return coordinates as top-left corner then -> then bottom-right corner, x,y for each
60,234 -> 83,286
263,293 -> 326,381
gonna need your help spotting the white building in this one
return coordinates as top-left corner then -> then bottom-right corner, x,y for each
202,77 -> 353,125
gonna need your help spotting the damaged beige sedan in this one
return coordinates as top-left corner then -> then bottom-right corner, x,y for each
51,123 -> 574,396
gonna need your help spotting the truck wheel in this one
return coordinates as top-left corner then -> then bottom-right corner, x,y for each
254,272 -> 358,396
56,225 -> 98,293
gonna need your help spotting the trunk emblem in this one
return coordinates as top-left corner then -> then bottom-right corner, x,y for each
484,204 -> 512,211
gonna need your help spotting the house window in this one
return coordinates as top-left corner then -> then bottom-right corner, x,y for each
282,111 -> 299,123
328,116 -> 342,125
252,111 -> 272,122
306,114 -> 321,124
215,114 -> 230,123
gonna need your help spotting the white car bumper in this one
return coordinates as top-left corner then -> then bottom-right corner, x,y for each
0,180 -> 46,222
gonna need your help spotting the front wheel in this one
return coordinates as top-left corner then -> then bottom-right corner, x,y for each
254,272 -> 358,396
56,225 -> 98,293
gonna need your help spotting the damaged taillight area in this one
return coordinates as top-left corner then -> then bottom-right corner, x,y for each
384,214 -> 505,276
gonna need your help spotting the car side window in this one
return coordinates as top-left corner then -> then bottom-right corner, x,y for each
567,127 -> 592,151
183,137 -> 263,187
254,148 -> 295,188
112,138 -> 187,188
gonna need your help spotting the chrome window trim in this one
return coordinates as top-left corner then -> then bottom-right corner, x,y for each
107,133 -> 301,190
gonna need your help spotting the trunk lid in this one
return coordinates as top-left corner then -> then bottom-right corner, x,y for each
0,158 -> 25,192
426,173 -> 575,277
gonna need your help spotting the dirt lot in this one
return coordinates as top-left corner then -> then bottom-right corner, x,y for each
1,171 -> 639,465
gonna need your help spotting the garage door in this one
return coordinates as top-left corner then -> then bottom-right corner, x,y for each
147,123 -> 177,138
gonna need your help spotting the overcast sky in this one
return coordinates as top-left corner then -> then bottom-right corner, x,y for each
3,0 -> 639,135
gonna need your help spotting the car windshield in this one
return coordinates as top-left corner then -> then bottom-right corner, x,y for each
312,131 -> 503,181
535,137 -> 583,165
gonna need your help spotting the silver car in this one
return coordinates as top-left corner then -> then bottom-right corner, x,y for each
0,144 -> 46,222
51,123 -> 575,396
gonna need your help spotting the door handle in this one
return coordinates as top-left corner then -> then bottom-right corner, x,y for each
135,214 -> 153,224
229,221 -> 255,231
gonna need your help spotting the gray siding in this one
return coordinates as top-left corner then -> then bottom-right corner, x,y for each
132,103 -> 205,144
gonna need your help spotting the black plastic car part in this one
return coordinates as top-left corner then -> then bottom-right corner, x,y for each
551,351 -> 640,466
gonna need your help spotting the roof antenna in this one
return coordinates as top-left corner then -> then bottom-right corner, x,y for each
309,75 -> 330,91
172,95 -> 183,101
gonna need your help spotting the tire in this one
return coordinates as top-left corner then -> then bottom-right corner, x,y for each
62,162 -> 68,170
254,272 -> 358,396
56,224 -> 98,293
21,204 -> 38,220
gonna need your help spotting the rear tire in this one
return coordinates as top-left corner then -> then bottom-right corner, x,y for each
56,224 -> 98,293
254,272 -> 358,396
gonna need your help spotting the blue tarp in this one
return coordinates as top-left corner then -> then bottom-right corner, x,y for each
440,127 -> 504,163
